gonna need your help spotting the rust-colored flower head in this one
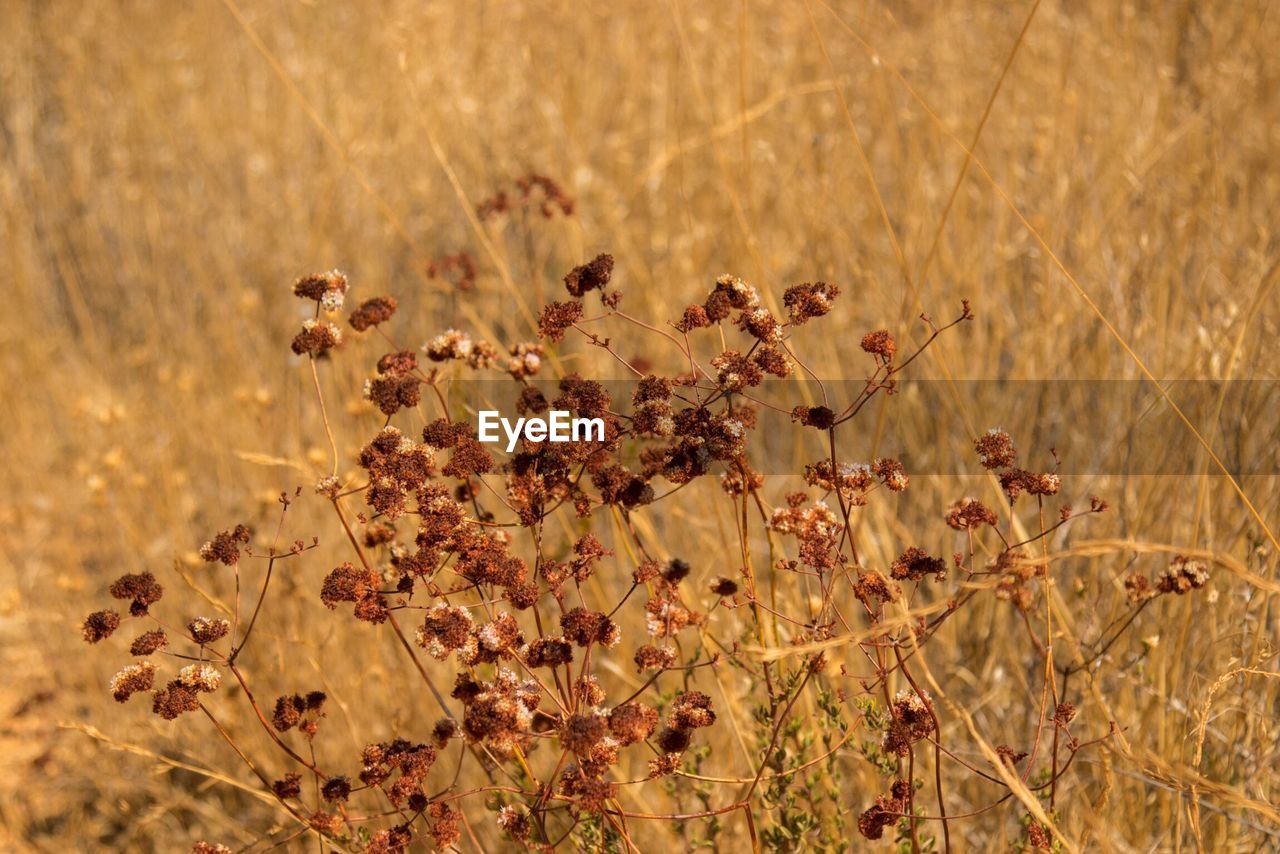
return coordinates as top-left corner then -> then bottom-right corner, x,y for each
153,680 -> 201,720
109,661 -> 156,702
199,524 -> 251,566
564,253 -> 614,298
857,779 -> 911,840
188,616 -> 230,645
890,546 -> 946,582
1156,554 -> 1211,594
271,772 -> 303,800
792,405 -> 836,430
291,319 -> 343,357
348,295 -> 398,331
975,428 -> 1016,469
710,577 -> 739,597
321,776 -> 352,803
669,691 -> 716,731
292,269 -> 348,310
130,628 -> 168,656
82,610 -> 121,644
537,300 -> 585,342
860,329 -> 896,361
711,349 -> 763,392
560,607 -> 620,648
783,281 -> 840,324
872,457 -> 909,492
945,497 -> 998,530
109,572 -> 164,617
674,304 -> 712,332
608,701 -> 659,745
560,711 -> 608,755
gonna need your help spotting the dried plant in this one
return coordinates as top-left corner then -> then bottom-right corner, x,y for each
78,237 -> 1225,853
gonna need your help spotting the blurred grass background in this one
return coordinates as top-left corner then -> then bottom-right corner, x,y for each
2,0 -> 1278,849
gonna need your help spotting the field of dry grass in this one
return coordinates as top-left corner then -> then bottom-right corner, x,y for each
3,0 -> 1279,850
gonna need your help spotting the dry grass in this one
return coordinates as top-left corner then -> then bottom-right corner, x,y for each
2,0 -> 1278,850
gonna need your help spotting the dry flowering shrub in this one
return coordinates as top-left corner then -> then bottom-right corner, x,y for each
77,251 -> 1220,853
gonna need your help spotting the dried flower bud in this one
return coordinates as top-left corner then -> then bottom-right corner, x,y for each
860,329 -> 896,361
348,295 -> 398,331
975,428 -> 1016,469
564,253 -> 614,297
1156,555 -> 1210,594
538,300 -> 584,342
110,662 -> 156,702
292,269 -> 348,310
82,610 -> 121,644
199,524 -> 251,566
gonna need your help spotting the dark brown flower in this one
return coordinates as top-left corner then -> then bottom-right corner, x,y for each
890,546 -> 946,582
537,300 -> 584,342
82,610 -> 121,644
564,253 -> 614,298
975,428 -> 1016,469
199,525 -> 251,566
272,772 -> 303,800
110,662 -> 156,702
130,628 -> 168,656
349,295 -> 398,331
860,329 -> 896,361
783,281 -> 840,324
108,572 -> 164,617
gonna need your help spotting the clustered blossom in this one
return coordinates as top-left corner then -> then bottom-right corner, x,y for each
415,603 -> 474,660
970,428 -> 1062,502
803,458 -> 896,501
784,280 -> 840,324
292,269 -> 348,311
882,689 -> 936,756
271,691 -> 327,738
291,319 -> 343,357
711,349 -> 763,392
188,616 -> 229,645
890,546 -> 946,582
82,610 -> 120,643
199,524 -> 251,565
563,253 -> 614,297
537,300 -> 584,342
1156,554 -> 1211,594
321,561 -> 387,623
130,628 -> 168,656
648,691 -> 716,778
505,341 -> 544,379
360,738 -> 437,808
945,496 -> 998,530
108,571 -> 163,617
455,668 -> 536,756
424,328 -> 497,368
858,779 -> 912,839
860,329 -> 896,361
872,457 -> 909,492
771,495 -> 844,571
348,295 -> 398,331
364,349 -> 422,416
109,662 -> 156,702
975,428 -> 1017,469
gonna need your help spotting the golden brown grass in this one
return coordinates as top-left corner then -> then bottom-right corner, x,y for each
2,0 -> 1278,850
